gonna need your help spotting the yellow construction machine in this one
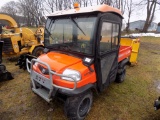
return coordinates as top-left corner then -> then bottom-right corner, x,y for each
0,13 -> 44,69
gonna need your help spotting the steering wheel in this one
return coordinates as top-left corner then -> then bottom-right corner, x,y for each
81,42 -> 93,54
58,44 -> 72,51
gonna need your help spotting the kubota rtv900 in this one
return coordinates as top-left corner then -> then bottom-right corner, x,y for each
27,4 -> 140,120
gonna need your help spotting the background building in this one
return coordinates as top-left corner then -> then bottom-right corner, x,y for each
129,20 -> 157,31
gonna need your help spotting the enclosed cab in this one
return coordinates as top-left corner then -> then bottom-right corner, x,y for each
27,4 -> 138,119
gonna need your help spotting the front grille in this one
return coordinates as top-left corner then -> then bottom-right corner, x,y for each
38,64 -> 49,75
1,38 -> 14,53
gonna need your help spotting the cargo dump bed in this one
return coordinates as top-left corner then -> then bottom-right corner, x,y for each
120,37 -> 140,64
118,46 -> 132,62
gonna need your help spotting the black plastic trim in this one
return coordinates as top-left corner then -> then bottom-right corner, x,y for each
118,58 -> 129,68
58,83 -> 96,96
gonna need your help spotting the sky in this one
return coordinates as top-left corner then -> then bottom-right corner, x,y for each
0,0 -> 18,8
0,0 -> 159,24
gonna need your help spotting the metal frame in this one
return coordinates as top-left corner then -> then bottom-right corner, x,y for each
26,58 -> 78,101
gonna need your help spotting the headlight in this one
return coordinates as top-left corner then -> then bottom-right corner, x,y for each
62,69 -> 81,81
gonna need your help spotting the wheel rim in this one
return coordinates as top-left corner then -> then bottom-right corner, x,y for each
78,98 -> 90,117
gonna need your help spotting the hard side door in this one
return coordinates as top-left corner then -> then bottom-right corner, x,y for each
96,13 -> 122,91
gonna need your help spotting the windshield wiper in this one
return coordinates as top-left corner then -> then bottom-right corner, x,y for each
70,17 -> 86,36
45,27 -> 55,41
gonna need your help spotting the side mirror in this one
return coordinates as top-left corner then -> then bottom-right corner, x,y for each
82,57 -> 94,72
43,48 -> 50,54
82,57 -> 94,67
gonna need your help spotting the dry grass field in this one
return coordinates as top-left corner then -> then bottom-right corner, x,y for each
0,36 -> 160,120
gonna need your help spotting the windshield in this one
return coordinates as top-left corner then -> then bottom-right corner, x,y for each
44,16 -> 97,55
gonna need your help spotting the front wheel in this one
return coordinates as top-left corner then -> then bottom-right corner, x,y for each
64,90 -> 93,120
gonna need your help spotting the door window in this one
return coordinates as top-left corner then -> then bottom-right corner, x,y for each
100,22 -> 119,54
112,23 -> 119,49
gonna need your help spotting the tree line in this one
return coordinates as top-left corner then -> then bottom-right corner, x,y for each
0,0 -> 159,32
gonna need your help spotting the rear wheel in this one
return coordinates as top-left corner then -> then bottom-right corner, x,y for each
115,68 -> 126,83
32,46 -> 44,57
64,90 -> 93,120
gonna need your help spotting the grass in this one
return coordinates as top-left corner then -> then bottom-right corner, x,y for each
1,36 -> 160,120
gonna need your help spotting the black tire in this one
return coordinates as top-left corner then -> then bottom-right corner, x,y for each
32,46 -> 44,57
115,69 -> 126,83
64,91 -> 93,120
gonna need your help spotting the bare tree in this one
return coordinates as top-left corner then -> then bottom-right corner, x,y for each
44,0 -> 55,13
98,0 -> 112,5
0,1 -> 18,19
18,0 -> 45,26
125,0 -> 135,33
0,0 -> 137,27
142,0 -> 157,32
42,0 -> 126,15
0,1 -> 23,26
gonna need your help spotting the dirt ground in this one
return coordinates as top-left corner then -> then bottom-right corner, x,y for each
1,37 -> 160,120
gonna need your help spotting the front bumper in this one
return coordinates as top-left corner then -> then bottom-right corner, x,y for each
26,58 -> 85,102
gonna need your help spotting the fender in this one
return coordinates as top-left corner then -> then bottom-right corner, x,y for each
58,83 -> 97,96
29,45 -> 43,54
118,58 -> 129,69
117,58 -> 129,74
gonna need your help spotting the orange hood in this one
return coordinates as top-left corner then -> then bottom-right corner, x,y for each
38,52 -> 81,72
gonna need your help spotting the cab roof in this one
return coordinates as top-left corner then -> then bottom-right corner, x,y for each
47,4 -> 123,17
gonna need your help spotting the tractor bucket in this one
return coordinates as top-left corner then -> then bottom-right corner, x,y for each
0,41 -> 14,81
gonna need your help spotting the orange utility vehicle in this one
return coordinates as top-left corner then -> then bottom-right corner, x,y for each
27,4 -> 140,119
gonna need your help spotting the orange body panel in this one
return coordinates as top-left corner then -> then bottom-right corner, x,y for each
38,52 -> 81,71
118,46 -> 132,62
33,45 -> 132,89
48,4 -> 122,17
33,52 -> 96,89
33,45 -> 131,89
